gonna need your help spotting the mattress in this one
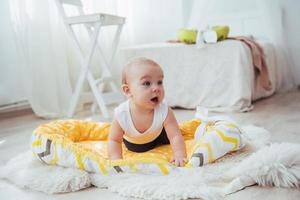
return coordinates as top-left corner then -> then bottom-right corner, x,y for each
118,40 -> 278,112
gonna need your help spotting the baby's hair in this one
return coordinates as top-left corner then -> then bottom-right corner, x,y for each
122,57 -> 161,84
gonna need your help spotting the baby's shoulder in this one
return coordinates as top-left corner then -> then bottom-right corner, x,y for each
113,101 -> 130,131
114,101 -> 129,123
157,101 -> 169,114
156,101 -> 169,122
159,101 -> 168,109
114,101 -> 129,114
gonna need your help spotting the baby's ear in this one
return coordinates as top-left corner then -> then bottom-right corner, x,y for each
121,84 -> 132,98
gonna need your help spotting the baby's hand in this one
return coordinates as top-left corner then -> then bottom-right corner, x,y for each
170,156 -> 188,167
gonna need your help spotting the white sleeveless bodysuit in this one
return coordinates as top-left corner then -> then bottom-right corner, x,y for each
114,100 -> 169,144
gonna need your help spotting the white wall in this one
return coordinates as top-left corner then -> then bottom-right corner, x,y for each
0,0 -> 26,106
281,0 -> 300,85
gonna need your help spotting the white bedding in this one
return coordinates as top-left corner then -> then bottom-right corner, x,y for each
118,40 -> 278,112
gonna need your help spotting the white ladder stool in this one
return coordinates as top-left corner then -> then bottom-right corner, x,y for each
55,0 -> 125,119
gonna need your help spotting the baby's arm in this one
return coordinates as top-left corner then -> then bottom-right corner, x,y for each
164,108 -> 187,167
107,118 -> 124,160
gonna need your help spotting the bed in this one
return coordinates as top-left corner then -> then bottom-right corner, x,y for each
118,39 -> 278,112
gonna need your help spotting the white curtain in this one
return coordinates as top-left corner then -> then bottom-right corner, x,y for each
83,0 -> 184,46
258,0 -> 296,91
10,0 -> 73,118
9,0 -> 184,118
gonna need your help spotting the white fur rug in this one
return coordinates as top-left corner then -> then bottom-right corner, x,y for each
1,126 -> 300,200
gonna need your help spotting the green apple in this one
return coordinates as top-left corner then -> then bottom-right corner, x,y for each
211,26 -> 230,41
176,28 -> 198,44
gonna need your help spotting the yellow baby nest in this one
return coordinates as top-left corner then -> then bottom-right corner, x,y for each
31,119 -> 244,175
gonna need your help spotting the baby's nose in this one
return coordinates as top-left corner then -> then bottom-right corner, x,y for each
152,85 -> 160,92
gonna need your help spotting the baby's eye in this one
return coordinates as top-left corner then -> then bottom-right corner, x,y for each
157,80 -> 163,85
142,81 -> 151,87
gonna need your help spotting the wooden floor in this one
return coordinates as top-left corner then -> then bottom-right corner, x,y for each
1,90 -> 300,200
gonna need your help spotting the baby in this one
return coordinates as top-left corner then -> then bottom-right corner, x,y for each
108,57 -> 187,166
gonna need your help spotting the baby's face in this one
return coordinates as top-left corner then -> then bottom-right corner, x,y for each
125,62 -> 165,110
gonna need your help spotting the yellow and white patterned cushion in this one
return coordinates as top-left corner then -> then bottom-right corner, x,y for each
189,120 -> 245,167
31,119 -> 244,175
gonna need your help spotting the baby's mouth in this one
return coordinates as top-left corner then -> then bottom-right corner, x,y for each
151,97 -> 159,103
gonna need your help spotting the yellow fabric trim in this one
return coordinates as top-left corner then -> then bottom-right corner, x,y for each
192,139 -> 214,162
184,163 -> 193,168
76,153 -> 85,170
98,162 -> 108,174
31,139 -> 42,147
123,128 -> 162,144
223,123 -> 243,134
109,157 -> 171,167
33,132 -> 109,166
129,164 -> 138,172
213,127 -> 238,150
158,164 -> 169,175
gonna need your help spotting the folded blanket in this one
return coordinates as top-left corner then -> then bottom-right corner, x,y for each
228,36 -> 272,91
